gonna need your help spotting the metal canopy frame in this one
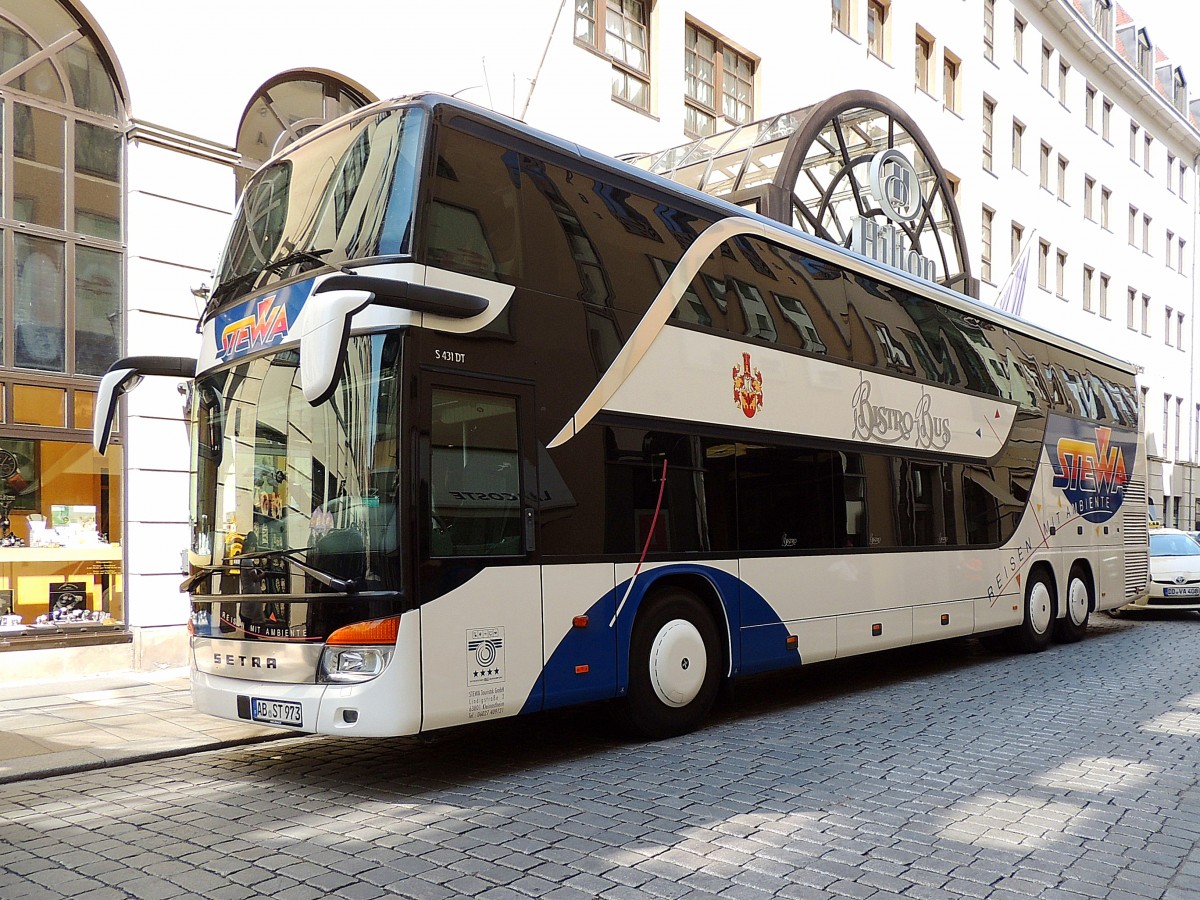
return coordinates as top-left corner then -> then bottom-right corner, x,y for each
633,91 -> 976,299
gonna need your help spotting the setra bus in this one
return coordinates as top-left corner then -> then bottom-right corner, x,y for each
94,93 -> 1148,739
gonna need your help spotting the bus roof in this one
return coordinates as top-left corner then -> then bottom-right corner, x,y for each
278,91 -> 1139,380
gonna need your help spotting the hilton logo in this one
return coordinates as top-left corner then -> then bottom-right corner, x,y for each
848,149 -> 937,283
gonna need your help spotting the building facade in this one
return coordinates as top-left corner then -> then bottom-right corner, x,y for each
0,0 -> 1193,678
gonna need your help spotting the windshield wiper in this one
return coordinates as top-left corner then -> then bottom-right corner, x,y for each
201,249 -> 358,326
181,545 -> 361,594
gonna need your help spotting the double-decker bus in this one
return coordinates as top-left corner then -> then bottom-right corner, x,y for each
95,93 -> 1148,739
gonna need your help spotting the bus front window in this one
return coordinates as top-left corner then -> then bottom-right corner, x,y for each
189,333 -> 403,596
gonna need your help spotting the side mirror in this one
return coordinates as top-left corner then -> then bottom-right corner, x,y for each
93,356 -> 198,454
298,275 -> 488,405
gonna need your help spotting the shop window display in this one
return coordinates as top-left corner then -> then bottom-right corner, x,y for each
0,439 -> 123,645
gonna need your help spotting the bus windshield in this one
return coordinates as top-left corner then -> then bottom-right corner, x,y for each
189,333 -> 403,596
208,104 -> 424,311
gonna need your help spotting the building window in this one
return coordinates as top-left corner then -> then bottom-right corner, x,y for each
1099,273 -> 1110,318
1013,15 -> 1025,67
1038,239 -> 1050,289
1100,186 -> 1111,229
1082,265 -> 1094,312
867,0 -> 888,58
1057,155 -> 1068,201
1127,288 -> 1137,330
915,31 -> 933,93
1163,395 -> 1171,455
1144,134 -> 1153,173
1055,250 -> 1067,298
1128,205 -> 1137,245
1179,237 -> 1187,273
1094,0 -> 1113,41
1012,119 -> 1024,171
1165,306 -> 1174,346
1085,84 -> 1096,129
1040,42 -> 1052,91
1011,222 -> 1023,265
684,23 -> 755,137
1167,230 -> 1174,268
0,1 -> 128,642
832,0 -> 852,34
1142,294 -> 1151,336
983,0 -> 994,61
1174,68 -> 1188,114
981,206 -> 994,283
1129,123 -> 1139,162
1178,312 -> 1185,351
1137,29 -> 1152,80
576,0 -> 651,111
943,51 -> 960,111
1039,143 -> 1051,190
1083,175 -> 1095,219
1058,61 -> 1070,105
1177,398 -> 1184,460
1143,213 -> 1151,254
1168,152 -> 1176,192
1101,98 -> 1113,141
1180,161 -> 1188,197
982,97 -> 994,172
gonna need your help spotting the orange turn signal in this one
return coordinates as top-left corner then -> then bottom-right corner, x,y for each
573,615 -> 589,628
327,616 -> 402,646
575,665 -> 590,674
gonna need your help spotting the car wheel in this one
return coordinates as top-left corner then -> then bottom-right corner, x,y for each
1011,569 -> 1056,653
1054,566 -> 1091,643
622,588 -> 721,739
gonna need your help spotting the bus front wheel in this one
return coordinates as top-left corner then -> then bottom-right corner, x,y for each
1012,569 -> 1056,653
622,589 -> 721,739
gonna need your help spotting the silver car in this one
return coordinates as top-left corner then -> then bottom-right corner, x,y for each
1141,528 -> 1200,613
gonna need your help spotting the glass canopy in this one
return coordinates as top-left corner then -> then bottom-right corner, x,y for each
628,93 -> 975,298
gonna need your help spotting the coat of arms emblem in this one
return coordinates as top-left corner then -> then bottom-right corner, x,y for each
732,352 -> 763,418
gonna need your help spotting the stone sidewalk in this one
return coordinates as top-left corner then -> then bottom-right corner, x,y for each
0,667 -> 283,784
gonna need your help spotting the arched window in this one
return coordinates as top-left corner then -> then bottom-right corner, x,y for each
0,0 -> 124,383
235,71 -> 375,194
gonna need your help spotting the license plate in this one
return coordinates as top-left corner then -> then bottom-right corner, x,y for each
250,697 -> 303,727
1163,586 -> 1200,597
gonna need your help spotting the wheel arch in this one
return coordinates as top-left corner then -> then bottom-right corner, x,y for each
615,567 -> 736,698
1067,558 -> 1096,612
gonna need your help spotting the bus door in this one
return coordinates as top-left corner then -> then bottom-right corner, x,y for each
416,374 -> 542,731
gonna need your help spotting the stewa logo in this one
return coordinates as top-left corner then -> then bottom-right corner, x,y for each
212,278 -> 313,363
218,294 -> 290,361
851,379 -> 950,449
1048,419 -> 1135,523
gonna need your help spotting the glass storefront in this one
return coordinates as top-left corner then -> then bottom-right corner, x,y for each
0,438 -> 123,646
0,1 -> 127,653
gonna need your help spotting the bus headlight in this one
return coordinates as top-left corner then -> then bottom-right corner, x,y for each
317,615 -> 401,684
319,646 -> 393,683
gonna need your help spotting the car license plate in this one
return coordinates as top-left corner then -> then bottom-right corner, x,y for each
250,697 -> 302,727
1163,586 -> 1200,597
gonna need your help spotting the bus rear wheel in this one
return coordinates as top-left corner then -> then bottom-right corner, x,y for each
1012,569 -> 1056,653
623,589 -> 721,739
1054,566 -> 1091,643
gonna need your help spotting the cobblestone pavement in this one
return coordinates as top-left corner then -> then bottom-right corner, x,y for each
1,613 -> 1199,900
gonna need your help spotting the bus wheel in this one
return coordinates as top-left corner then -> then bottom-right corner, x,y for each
623,589 -> 721,739
1054,566 -> 1091,643
1012,569 -> 1056,653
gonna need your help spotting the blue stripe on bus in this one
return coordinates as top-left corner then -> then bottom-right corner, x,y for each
520,564 -> 802,715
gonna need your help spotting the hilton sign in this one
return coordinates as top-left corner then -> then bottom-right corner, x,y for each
848,149 -> 937,283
